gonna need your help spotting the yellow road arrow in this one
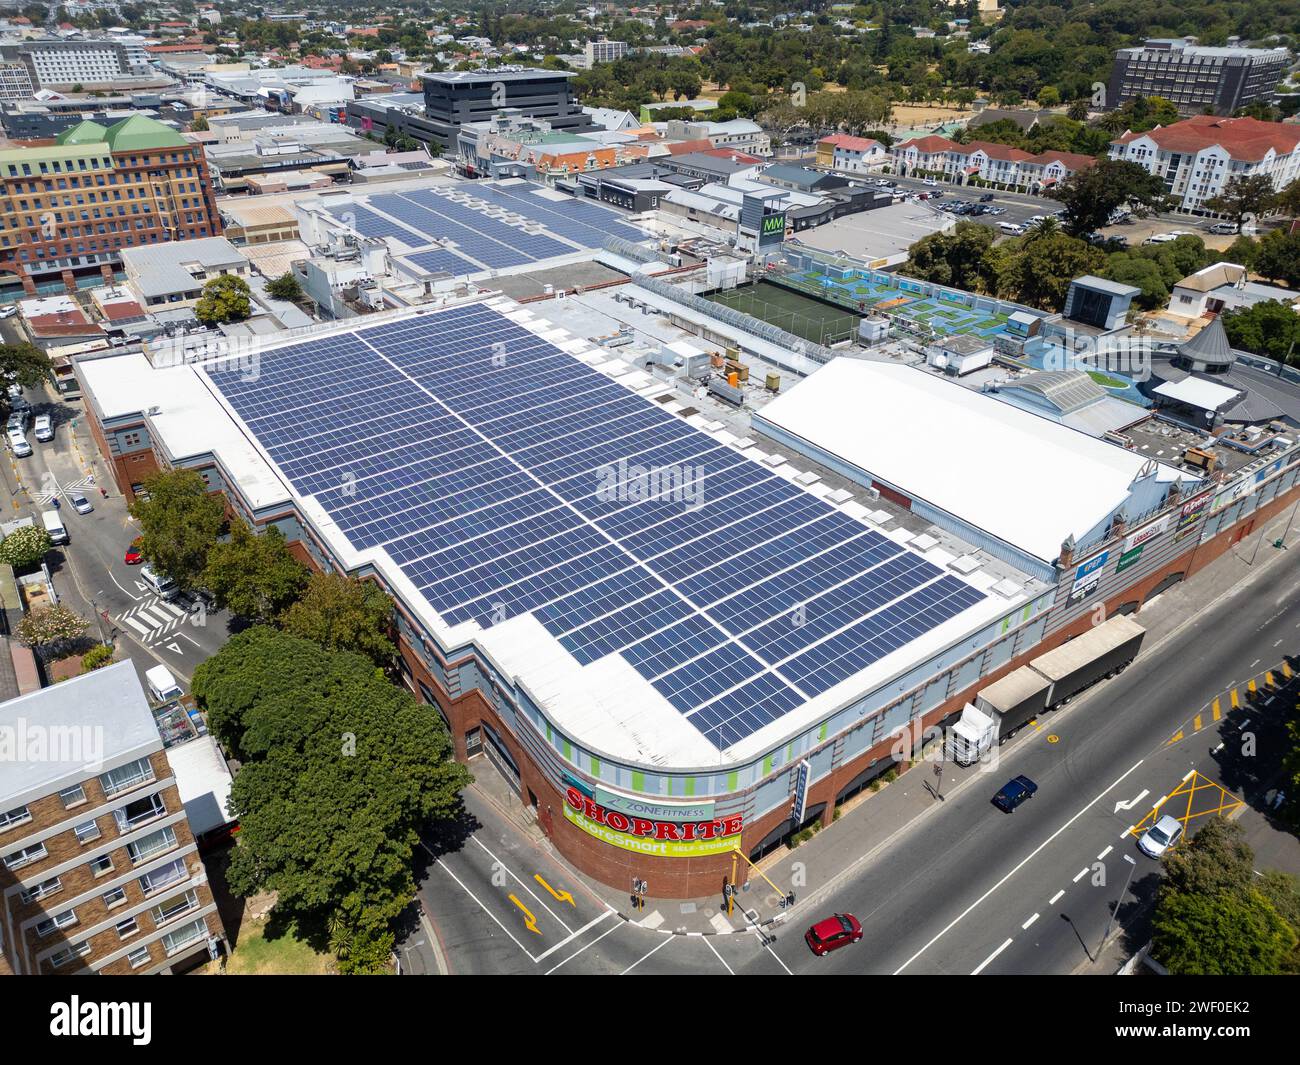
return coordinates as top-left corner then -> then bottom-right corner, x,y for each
534,874 -> 575,906
509,894 -> 542,934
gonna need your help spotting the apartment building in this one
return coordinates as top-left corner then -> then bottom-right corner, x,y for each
0,662 -> 226,975
0,36 -> 152,88
815,133 -> 888,173
889,136 -> 1096,192
0,114 -> 222,294
1107,37 -> 1290,117
583,37 -> 628,67
1109,115 -> 1300,214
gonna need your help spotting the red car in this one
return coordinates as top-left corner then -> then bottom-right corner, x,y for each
804,913 -> 863,956
124,537 -> 143,565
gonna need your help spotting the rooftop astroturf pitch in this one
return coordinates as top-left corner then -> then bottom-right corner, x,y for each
782,269 -> 1014,340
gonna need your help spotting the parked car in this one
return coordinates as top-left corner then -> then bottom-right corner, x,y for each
124,536 -> 144,565
6,428 -> 30,457
1143,230 -> 1192,245
70,493 -> 93,515
805,913 -> 863,956
1137,814 -> 1184,858
992,775 -> 1038,813
0,304 -> 16,319
979,193 -> 995,202
33,414 -> 53,442
922,178 -> 938,187
998,221 -> 1026,235
984,206 -> 1005,216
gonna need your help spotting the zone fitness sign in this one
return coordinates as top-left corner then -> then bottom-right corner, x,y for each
563,787 -> 743,858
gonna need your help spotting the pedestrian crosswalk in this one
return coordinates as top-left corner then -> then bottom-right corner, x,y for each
116,596 -> 192,645
33,475 -> 96,506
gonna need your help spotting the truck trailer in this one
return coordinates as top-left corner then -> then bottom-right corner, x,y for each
947,615 -> 1146,765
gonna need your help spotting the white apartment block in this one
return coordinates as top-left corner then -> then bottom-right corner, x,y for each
584,38 -> 628,67
1108,115 -> 1300,213
890,135 -> 1096,193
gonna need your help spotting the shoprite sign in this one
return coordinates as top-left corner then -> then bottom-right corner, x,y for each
564,787 -> 743,858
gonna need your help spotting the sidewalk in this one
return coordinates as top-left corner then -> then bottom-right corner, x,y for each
553,499 -> 1300,936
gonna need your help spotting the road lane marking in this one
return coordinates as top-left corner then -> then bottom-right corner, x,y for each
892,759 -> 1144,974
1072,867 -> 1088,883
543,917 -> 623,975
1049,889 -> 1065,905
702,935 -> 735,976
533,910 -> 616,963
971,937 -> 1014,975
108,571 -> 141,600
1022,913 -> 1039,930
472,836 -> 574,934
508,894 -> 541,934
433,856 -> 536,963
1097,845 -> 1113,860
620,936 -> 673,975
534,874 -> 575,906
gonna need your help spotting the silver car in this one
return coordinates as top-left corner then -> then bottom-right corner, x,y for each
1137,814 -> 1184,858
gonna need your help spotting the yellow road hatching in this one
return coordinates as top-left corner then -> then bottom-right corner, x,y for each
1165,658 -> 1294,747
1127,770 -> 1244,839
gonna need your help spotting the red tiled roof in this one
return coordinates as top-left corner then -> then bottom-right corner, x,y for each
819,134 -> 882,152
965,139 -> 1035,162
101,301 -> 144,321
1113,115 -> 1300,162
1034,150 -> 1097,171
697,147 -> 762,163
666,138 -> 715,155
895,134 -> 960,154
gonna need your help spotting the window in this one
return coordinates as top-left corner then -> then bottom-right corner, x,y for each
19,876 -> 62,904
138,856 -> 186,895
115,915 -> 139,939
48,941 -> 92,969
100,756 -> 154,797
127,945 -> 151,969
58,784 -> 86,808
150,888 -> 199,926
102,885 -> 127,907
0,804 -> 31,831
114,793 -> 165,832
74,819 -> 102,844
89,853 -> 114,877
161,917 -> 208,956
4,842 -> 47,870
35,908 -> 78,938
127,826 -> 177,865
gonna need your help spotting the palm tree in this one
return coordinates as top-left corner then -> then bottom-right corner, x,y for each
1023,217 -> 1062,241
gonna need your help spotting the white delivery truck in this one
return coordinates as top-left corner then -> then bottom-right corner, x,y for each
947,615 -> 1146,765
41,509 -> 68,545
145,664 -> 185,704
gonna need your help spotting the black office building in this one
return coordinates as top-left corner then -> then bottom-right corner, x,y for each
1107,38 -> 1290,116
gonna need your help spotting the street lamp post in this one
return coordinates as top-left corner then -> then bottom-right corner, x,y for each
1100,854 -> 1138,952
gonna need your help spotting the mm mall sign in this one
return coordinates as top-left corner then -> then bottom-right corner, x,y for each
758,211 -> 787,246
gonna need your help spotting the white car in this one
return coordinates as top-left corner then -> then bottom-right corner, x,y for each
0,305 -> 16,319
33,414 -> 53,442
998,221 -> 1026,235
1137,814 -> 1184,858
70,493 -> 93,515
7,428 -> 30,457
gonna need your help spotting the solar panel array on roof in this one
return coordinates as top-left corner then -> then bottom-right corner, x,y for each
205,305 -> 986,750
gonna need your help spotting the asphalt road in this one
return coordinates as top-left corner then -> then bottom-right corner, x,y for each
418,539 -> 1300,976
2,371 -> 232,684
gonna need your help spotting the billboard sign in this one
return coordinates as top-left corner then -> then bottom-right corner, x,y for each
1122,514 -> 1171,553
758,211 -> 787,247
790,759 -> 811,825
563,788 -> 742,858
593,786 -> 715,823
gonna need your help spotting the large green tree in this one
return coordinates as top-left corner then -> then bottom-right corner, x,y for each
1049,159 -> 1171,237
194,275 -> 252,326
901,221 -> 1000,293
0,524 -> 53,568
203,520 -> 307,624
1203,174 -> 1277,232
191,627 -> 470,973
128,469 -> 225,589
1252,229 -> 1300,288
1000,232 -> 1107,311
1222,300 -> 1300,364
1,343 -> 53,416
281,571 -> 396,666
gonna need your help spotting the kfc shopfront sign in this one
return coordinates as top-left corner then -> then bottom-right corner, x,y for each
563,786 -> 743,858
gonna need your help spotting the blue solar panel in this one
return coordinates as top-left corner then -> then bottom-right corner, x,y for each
406,248 -> 478,276
205,304 -> 990,750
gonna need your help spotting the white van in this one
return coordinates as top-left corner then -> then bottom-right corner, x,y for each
140,563 -> 179,601
998,221 -> 1026,236
41,509 -> 67,545
8,429 -> 31,457
145,664 -> 184,703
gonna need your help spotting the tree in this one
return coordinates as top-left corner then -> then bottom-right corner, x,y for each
0,524 -> 53,568
194,275 -> 252,326
190,114 -> 209,132
1274,179 -> 1300,219
1221,300 -> 1300,364
1049,159 -> 1171,237
203,520 -> 307,624
901,221 -> 999,294
281,572 -> 396,666
80,643 -> 115,672
1000,232 -> 1107,310
265,271 -> 304,303
190,627 -> 471,971
1152,818 -> 1299,974
128,469 -> 225,589
19,605 -> 88,656
1203,175 -> 1277,232
1252,229 -> 1300,288
0,343 -> 53,416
